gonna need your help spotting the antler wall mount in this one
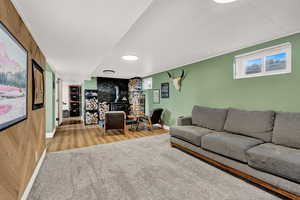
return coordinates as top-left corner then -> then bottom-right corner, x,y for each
167,70 -> 185,91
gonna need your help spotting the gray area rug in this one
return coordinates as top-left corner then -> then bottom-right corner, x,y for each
29,134 -> 281,200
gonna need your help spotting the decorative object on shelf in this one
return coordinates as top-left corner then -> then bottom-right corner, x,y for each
122,96 -> 127,101
84,89 -> 98,125
128,78 -> 145,115
153,89 -> 160,104
32,60 -> 44,110
70,85 -> 81,117
161,82 -> 169,98
167,70 -> 185,91
0,22 -> 28,131
85,111 -> 99,125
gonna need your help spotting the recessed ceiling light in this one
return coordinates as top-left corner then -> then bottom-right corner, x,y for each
214,0 -> 236,3
122,55 -> 139,61
102,69 -> 115,76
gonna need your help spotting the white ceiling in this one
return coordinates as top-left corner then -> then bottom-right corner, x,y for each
11,0 -> 153,82
12,0 -> 300,81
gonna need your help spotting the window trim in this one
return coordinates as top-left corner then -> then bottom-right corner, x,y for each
234,42 -> 292,79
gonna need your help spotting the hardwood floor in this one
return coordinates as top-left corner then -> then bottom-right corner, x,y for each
47,117 -> 169,152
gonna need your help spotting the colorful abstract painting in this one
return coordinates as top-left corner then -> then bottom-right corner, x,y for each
0,22 -> 27,130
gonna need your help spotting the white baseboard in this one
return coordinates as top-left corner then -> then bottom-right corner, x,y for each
21,149 -> 47,200
46,128 -> 56,138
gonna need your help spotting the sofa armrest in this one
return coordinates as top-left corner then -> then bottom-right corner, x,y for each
177,116 -> 192,126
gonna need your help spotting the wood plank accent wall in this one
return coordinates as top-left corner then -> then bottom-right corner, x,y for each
0,0 -> 46,199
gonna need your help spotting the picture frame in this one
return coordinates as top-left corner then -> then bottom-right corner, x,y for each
32,59 -> 44,110
0,22 -> 28,131
153,89 -> 160,104
161,82 -> 169,98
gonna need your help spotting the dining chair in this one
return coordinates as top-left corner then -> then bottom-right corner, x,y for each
141,108 -> 163,130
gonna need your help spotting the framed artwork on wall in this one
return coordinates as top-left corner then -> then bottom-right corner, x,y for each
142,77 -> 152,90
153,89 -> 160,104
0,22 -> 28,131
161,82 -> 169,98
32,59 -> 44,110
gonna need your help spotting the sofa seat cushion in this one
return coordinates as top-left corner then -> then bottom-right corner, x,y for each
247,143 -> 300,183
201,132 -> 263,163
170,126 -> 213,146
192,106 -> 228,131
272,112 -> 300,149
224,108 -> 274,142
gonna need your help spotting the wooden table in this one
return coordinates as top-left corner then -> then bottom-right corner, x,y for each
127,115 -> 145,119
127,115 -> 147,131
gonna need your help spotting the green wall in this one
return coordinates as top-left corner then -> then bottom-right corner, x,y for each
83,78 -> 97,90
144,32 -> 300,126
45,64 -> 56,133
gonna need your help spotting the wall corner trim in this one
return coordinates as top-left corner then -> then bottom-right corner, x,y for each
20,148 -> 47,200
46,128 -> 56,138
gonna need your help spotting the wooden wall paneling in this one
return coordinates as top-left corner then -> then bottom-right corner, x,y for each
0,0 -> 46,199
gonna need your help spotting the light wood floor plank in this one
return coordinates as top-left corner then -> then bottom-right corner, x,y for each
47,118 -> 168,152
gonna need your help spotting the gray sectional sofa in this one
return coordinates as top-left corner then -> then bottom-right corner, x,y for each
170,106 -> 300,199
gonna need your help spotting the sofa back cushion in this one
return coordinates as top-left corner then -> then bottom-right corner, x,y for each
272,112 -> 300,149
224,108 -> 275,142
192,106 -> 228,131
